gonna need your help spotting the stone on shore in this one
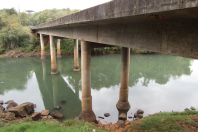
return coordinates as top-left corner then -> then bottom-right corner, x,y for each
8,104 -> 28,117
52,112 -> 63,119
5,100 -> 13,104
134,113 -> 137,118
32,112 -> 41,121
0,100 -> 4,104
119,113 -> 127,120
0,105 -> 5,112
125,120 -> 130,125
128,116 -> 132,119
74,116 -> 81,120
185,108 -> 190,111
117,120 -> 125,128
98,119 -> 110,127
190,106 -> 196,110
6,102 -> 18,109
104,113 -> 110,117
22,102 -> 34,114
41,110 -> 50,116
98,116 -> 104,119
5,112 -> 15,121
138,114 -> 143,118
137,109 -> 144,114
0,111 -> 6,118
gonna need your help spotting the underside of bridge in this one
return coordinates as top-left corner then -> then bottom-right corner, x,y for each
31,0 -> 198,122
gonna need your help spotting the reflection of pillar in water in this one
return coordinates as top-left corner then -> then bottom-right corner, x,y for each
73,39 -> 80,71
41,60 -> 46,81
57,59 -> 62,73
79,41 -> 96,122
40,34 -> 46,59
116,47 -> 131,111
57,39 -> 62,58
52,76 -> 58,107
50,35 -> 58,75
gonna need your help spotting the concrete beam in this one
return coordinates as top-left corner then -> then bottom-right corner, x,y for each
35,20 -> 198,59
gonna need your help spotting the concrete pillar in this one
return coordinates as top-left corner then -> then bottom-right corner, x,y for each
50,35 -> 58,75
116,47 -> 131,111
73,39 -> 80,71
79,40 -> 96,122
57,39 -> 62,58
40,34 -> 46,59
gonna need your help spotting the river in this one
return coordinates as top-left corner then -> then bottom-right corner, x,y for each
0,54 -> 197,123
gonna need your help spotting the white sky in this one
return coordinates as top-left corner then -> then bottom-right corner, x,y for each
0,0 -> 111,13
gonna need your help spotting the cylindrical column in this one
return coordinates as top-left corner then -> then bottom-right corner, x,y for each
57,39 -> 62,58
116,47 -> 131,111
73,39 -> 80,71
40,34 -> 46,59
50,35 -> 58,75
79,40 -> 96,122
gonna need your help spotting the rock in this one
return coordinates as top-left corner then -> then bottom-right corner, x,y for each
185,108 -> 190,111
42,116 -> 48,120
5,100 -> 13,104
8,103 -> 28,117
128,116 -> 132,119
5,112 -> 15,121
32,112 -> 41,121
22,102 -> 34,114
52,112 -> 63,119
134,113 -> 137,118
0,111 -> 6,118
98,119 -> 110,127
125,120 -> 130,125
0,105 -> 5,111
138,114 -> 143,118
53,106 -> 61,110
190,106 -> 196,110
104,113 -> 110,117
48,115 -> 53,119
6,102 -> 18,109
119,113 -> 127,120
117,120 -> 125,128
74,116 -> 81,120
98,116 -> 104,119
60,100 -> 66,104
41,110 -> 50,116
137,109 -> 144,114
1,119 -> 9,123
0,100 -> 4,105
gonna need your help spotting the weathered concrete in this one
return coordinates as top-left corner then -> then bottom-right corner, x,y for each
79,41 -> 96,122
40,34 -> 46,59
57,39 -> 62,58
116,47 -> 131,111
50,35 -> 58,75
73,39 -> 80,71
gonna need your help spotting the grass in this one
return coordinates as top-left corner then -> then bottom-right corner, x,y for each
0,119 -> 108,132
125,110 -> 198,132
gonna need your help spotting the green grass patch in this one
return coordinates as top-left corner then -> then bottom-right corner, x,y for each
125,110 -> 198,132
0,120 -> 108,132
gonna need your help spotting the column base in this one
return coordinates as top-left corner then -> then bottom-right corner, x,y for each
79,110 -> 96,122
50,71 -> 59,75
41,56 -> 46,60
73,68 -> 80,72
57,55 -> 62,58
116,100 -> 131,111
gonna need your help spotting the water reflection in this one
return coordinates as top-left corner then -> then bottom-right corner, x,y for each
0,54 -> 196,123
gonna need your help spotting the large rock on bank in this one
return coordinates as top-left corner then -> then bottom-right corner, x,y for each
8,103 -> 34,117
5,112 -> 15,121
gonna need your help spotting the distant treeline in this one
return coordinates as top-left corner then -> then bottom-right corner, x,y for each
0,8 -> 152,54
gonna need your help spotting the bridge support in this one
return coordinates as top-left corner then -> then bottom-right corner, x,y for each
79,41 -> 96,122
116,47 -> 131,111
40,34 -> 46,59
57,39 -> 62,58
50,35 -> 58,75
73,39 -> 80,71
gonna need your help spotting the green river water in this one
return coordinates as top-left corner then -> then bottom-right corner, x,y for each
0,54 -> 197,123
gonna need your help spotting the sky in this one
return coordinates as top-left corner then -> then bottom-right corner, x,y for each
0,0 -> 111,13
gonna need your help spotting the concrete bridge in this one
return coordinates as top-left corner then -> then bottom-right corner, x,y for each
31,0 -> 198,122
